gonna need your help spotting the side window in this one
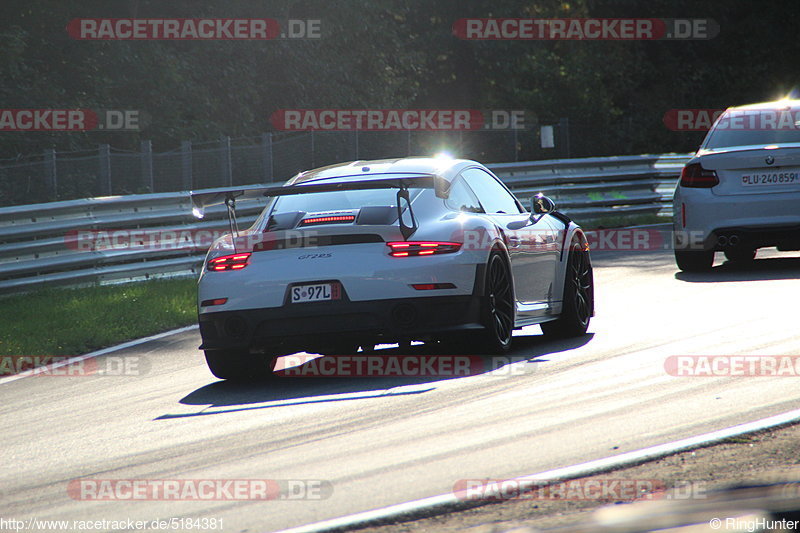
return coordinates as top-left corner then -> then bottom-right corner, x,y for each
444,176 -> 483,213
461,168 -> 522,214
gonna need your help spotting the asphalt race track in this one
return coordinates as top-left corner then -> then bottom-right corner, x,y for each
2,248 -> 800,532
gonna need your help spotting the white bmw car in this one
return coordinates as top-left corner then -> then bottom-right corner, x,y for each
191,157 -> 593,380
674,99 -> 800,271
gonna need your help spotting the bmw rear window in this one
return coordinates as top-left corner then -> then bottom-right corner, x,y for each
704,108 -> 800,149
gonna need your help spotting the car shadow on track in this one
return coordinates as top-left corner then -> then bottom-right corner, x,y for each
675,256 -> 800,283
508,330 -> 593,360
156,331 -> 593,419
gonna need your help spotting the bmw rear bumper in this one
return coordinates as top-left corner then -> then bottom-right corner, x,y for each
674,187 -> 800,251
703,224 -> 800,251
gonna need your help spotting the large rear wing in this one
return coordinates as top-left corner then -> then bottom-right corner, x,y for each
189,174 -> 449,217
189,174 -> 450,241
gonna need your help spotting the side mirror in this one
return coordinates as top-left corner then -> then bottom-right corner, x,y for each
531,193 -> 555,215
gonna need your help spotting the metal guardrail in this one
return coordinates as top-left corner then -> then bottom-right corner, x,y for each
0,153 -> 691,293
490,153 -> 688,218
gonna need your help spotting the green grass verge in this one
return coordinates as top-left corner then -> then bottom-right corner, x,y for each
584,213 -> 669,229
0,278 -> 197,357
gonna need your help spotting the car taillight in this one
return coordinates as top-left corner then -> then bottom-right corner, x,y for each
201,298 -> 228,306
207,253 -> 251,271
680,163 -> 719,188
386,241 -> 462,257
300,215 -> 356,226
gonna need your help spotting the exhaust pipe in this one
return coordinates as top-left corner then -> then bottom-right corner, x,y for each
716,234 -> 741,247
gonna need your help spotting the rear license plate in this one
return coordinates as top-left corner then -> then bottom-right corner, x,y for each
741,171 -> 800,186
290,282 -> 341,303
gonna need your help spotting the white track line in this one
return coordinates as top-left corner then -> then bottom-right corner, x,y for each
0,324 -> 198,386
275,406 -> 800,533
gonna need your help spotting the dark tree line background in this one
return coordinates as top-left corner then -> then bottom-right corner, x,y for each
0,0 -> 798,160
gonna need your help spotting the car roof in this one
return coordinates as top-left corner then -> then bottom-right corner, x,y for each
287,157 -> 484,185
727,98 -> 800,112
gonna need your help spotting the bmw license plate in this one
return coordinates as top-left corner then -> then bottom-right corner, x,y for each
290,282 -> 341,303
741,170 -> 800,186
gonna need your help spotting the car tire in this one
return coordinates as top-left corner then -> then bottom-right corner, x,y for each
541,240 -> 593,338
476,251 -> 515,354
724,247 -> 756,263
204,349 -> 276,381
320,343 -> 360,356
675,250 -> 714,272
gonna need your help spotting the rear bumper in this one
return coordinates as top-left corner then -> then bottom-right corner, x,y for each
705,224 -> 800,251
674,187 -> 800,251
199,293 -> 484,354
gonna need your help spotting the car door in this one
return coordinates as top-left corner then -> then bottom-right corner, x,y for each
460,168 -> 554,306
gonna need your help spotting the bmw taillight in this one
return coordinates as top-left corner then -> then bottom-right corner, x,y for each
386,241 -> 462,257
207,252 -> 251,271
680,163 -> 719,188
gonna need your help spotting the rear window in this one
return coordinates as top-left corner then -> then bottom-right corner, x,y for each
271,187 -> 423,215
704,108 -> 800,149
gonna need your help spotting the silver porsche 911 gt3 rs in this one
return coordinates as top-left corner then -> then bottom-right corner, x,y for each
191,157 -> 593,380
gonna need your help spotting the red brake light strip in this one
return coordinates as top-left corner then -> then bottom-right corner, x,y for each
300,215 -> 356,225
386,241 -> 462,257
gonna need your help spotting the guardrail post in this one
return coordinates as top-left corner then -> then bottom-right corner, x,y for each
141,140 -> 154,192
98,144 -> 111,196
513,128 -> 519,162
261,133 -> 273,182
181,141 -> 192,190
44,148 -> 57,200
558,118 -> 571,158
221,136 -> 232,186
